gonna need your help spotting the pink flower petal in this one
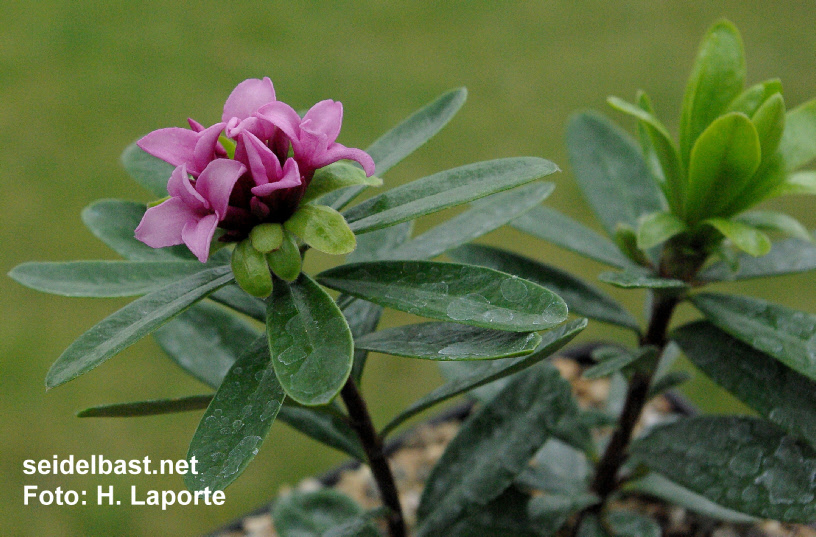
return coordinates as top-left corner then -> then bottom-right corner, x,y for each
302,100 -> 343,143
188,118 -> 206,132
251,158 -> 301,196
137,128 -> 198,169
134,198 -> 197,248
195,159 -> 247,219
257,101 -> 302,141
182,213 -> 219,262
319,144 -> 376,176
167,165 -> 208,210
238,132 -> 282,186
222,77 -> 276,123
193,122 -> 226,175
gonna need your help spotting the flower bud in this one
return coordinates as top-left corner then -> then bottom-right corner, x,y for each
266,231 -> 302,282
231,239 -> 273,297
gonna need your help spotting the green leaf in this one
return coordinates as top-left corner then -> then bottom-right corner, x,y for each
77,394 -> 213,418
120,142 -> 174,197
673,321 -> 816,447
735,210 -> 812,242
209,284 -> 267,321
341,298 -> 383,384
416,363 -> 580,537
700,233 -> 816,281
82,199 -> 195,261
576,514 -> 610,537
355,323 -> 541,361
630,416 -> 816,522
249,223 -> 284,253
598,270 -> 687,289
343,158 -> 559,234
317,261 -> 568,333
185,337 -> 285,491
285,204 -> 356,256
685,113 -> 761,223
266,230 -> 302,282
8,260 -> 217,297
46,265 -> 233,389
267,274 -> 353,406
276,404 -> 364,460
325,87 -> 468,210
583,346 -> 657,380
703,218 -> 771,256
772,171 -> 816,196
612,225 -> 651,267
679,20 -> 746,166
625,473 -> 759,523
527,491 -> 598,537
271,490 -> 380,537
443,486 -> 553,537
646,371 -> 692,399
605,510 -> 661,537
517,438 -> 591,495
382,182 -> 554,260
691,292 -> 816,383
566,112 -> 665,237
608,96 -> 684,213
231,239 -> 273,298
448,244 -> 639,331
512,206 -> 633,269
636,211 -> 688,250
153,302 -> 259,388
380,318 -> 586,438
779,98 -> 816,171
726,79 -> 782,117
751,92 -> 786,159
303,162 -> 382,205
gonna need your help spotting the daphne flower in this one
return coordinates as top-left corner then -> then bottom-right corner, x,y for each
137,122 -> 226,177
257,99 -> 375,176
135,160 -> 246,262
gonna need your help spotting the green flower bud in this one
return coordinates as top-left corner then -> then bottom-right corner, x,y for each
249,223 -> 284,253
231,239 -> 273,297
267,231 -> 302,282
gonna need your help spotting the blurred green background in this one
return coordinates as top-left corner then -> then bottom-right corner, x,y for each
3,1 -> 815,535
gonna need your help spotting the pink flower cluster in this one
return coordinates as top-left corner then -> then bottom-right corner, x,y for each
134,78 -> 375,262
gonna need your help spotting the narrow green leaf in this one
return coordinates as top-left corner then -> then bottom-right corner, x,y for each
272,490 -> 379,537
779,98 -> 816,171
120,142 -> 174,197
598,270 -> 687,289
700,233 -> 816,281
527,491 -> 598,537
444,486 -> 553,537
285,204 -> 356,255
355,323 -> 541,361
692,293 -> 816,383
636,211 -> 688,250
772,171 -> 816,196
735,211 -> 812,242
608,96 -> 684,213
416,363 -> 580,537
518,438 -> 591,495
381,319 -> 586,438
185,337 -> 285,491
605,510 -> 661,537
81,199 -> 195,261
630,416 -> 816,522
383,182 -> 554,260
303,162 -> 381,205
276,404 -> 364,460
343,158 -> 559,234
566,112 -> 665,237
647,371 -> 692,399
625,473 -> 759,523
267,274 -> 353,406
9,260 -> 215,297
449,244 -> 639,331
704,218 -> 771,256
317,261 -> 568,333
685,113 -> 761,223
673,321 -> 816,447
154,302 -> 259,388
209,284 -> 267,321
726,79 -> 782,117
77,394 -> 213,418
751,92 -> 786,159
325,87 -> 468,210
46,266 -> 233,389
512,206 -> 633,269
679,20 -> 746,166
583,346 -> 647,380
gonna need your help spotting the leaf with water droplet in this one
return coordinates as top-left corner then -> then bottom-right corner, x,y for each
630,416 -> 816,522
267,274 -> 353,406
185,336 -> 285,491
317,261 -> 568,333
691,293 -> 816,382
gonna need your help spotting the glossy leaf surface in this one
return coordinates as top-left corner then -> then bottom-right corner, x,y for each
120,142 -> 174,197
77,394 -> 213,418
700,234 -> 816,281
271,489 -> 379,537
598,270 -> 687,289
779,98 -> 816,171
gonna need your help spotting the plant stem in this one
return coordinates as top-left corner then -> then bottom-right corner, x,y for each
589,291 -> 680,500
341,378 -> 406,537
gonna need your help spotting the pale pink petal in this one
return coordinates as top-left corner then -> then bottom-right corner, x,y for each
182,213 -> 219,262
256,101 -> 302,141
137,128 -> 197,168
166,165 -> 208,210
195,159 -> 247,219
251,158 -> 301,196
294,127 -> 330,171
222,77 -> 276,123
134,198 -> 197,248
188,118 -> 206,132
238,132 -> 282,186
318,144 -> 376,176
302,100 -> 343,143
193,122 -> 226,175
